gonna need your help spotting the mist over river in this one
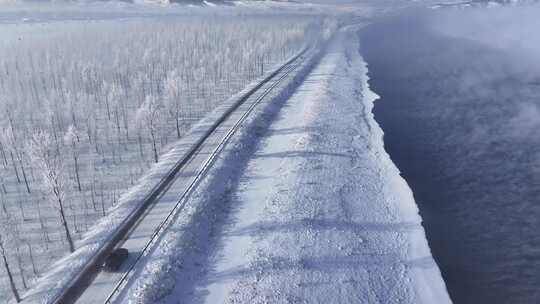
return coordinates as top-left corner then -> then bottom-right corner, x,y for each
359,7 -> 540,304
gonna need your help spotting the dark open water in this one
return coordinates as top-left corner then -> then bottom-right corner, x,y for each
359,11 -> 540,304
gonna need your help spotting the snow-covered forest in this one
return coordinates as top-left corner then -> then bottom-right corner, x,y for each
0,15 -> 311,303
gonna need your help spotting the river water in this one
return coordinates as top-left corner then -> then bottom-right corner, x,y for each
359,10 -> 540,304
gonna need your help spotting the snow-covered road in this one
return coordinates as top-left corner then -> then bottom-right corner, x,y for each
119,23 -> 451,304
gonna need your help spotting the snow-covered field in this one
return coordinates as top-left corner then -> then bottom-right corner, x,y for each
0,8 -> 315,303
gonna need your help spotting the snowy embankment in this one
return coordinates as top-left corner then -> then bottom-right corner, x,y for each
117,22 -> 451,303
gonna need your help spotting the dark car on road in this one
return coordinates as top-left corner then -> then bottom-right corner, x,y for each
103,248 -> 129,272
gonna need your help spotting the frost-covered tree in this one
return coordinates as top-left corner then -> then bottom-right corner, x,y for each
164,70 -> 183,139
135,95 -> 164,163
64,125 -> 82,192
0,215 -> 20,303
1,125 -> 31,194
29,130 -> 75,253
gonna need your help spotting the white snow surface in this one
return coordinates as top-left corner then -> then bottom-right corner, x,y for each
121,23 -> 451,304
